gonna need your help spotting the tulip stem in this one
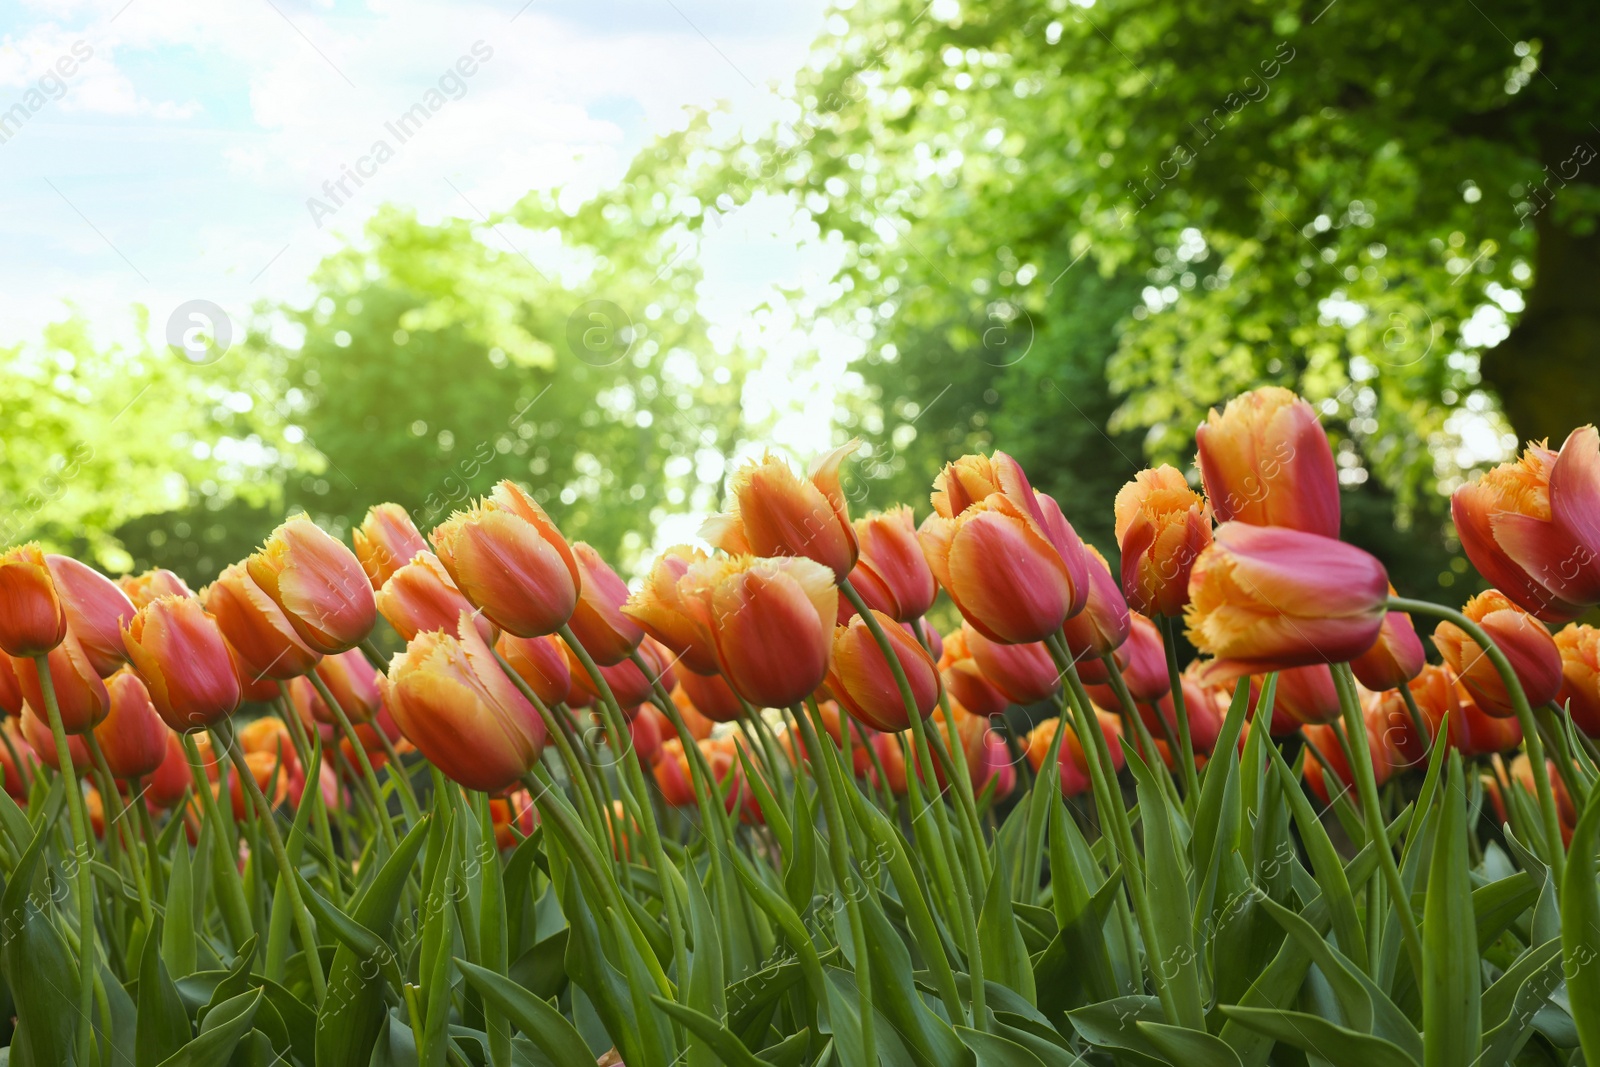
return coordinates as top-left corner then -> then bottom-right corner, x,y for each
1387,596 -> 1566,886
306,669 -> 400,850
1098,652 -> 1183,812
274,689 -> 344,904
1330,662 -> 1424,980
1397,684 -> 1432,756
1158,616 -> 1202,802
0,725 -> 33,797
1532,706 -> 1588,809
32,654 -> 99,1067
83,732 -> 154,925
201,722 -> 328,1005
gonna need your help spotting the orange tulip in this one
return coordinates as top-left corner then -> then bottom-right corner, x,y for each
1140,666 -> 1224,754
0,655 -> 21,716
784,700 -> 876,776
913,705 -> 989,790
1114,465 -> 1213,617
668,684 -> 716,740
678,555 -> 838,709
1060,545 -> 1131,670
309,648 -> 383,725
1451,427 -> 1600,622
496,632 -> 572,707
122,596 -> 242,732
119,568 -> 195,609
1024,715 -> 1123,797
919,488 -> 1090,646
931,452 -> 1034,519
430,481 -> 581,639
1556,623 -> 1600,735
938,627 -> 1011,717
489,789 -> 537,849
702,441 -> 861,579
655,737 -> 752,816
1433,590 -> 1562,717
238,716 -> 296,761
1349,594 -> 1425,692
565,636 -> 675,711
229,749 -> 292,819
46,554 -> 136,676
354,502 -> 429,590
624,703 -> 665,766
0,544 -> 67,657
1301,714 -> 1393,806
1195,386 -> 1341,538
248,516 -> 377,654
147,731 -> 193,808
566,544 -> 644,666
21,704 -> 90,771
971,729 -> 1018,802
964,625 -> 1060,705
676,668 -> 744,724
94,669 -> 169,778
623,546 -> 722,675
377,550 -> 496,644
385,611 -> 546,793
826,609 -> 942,732
1505,753 -> 1577,827
848,506 -> 938,622
11,629 -> 110,732
1185,522 -> 1388,672
203,563 -> 322,683
867,731 -> 909,795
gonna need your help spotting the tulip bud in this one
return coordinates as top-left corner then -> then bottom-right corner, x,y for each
11,629 -> 110,732
1024,716 -> 1112,797
496,632 -> 572,707
22,704 -> 90,771
377,550 -> 496,644
1117,613 -> 1171,703
825,609 -> 942,732
147,731 -> 192,809
489,790 -> 537,849
384,611 -> 546,793
1143,667 -> 1223,754
1273,663 -> 1342,727
565,636 -> 675,711
971,729 -> 1017,802
0,544 -> 67,657
354,503 -> 429,590
678,555 -> 838,709
677,668 -> 744,724
230,750 -> 290,818
567,544 -> 645,666
1114,465 -> 1213,617
122,596 -> 243,732
203,563 -> 322,683
963,625 -> 1060,705
1185,522 -> 1388,672
1195,386 -> 1341,538
938,627 -> 1011,717
1349,594 -> 1425,692
119,568 -> 195,609
931,452 -> 1031,519
1452,427 -> 1600,622
431,481 -> 581,638
1061,545 -> 1132,668
849,506 -> 938,621
46,555 -> 136,676
702,442 -> 861,579
239,716 -> 297,761
623,546 -> 722,675
248,516 -> 377,654
1433,590 -> 1562,717
1556,623 -> 1600,735
310,648 -> 383,725
94,669 -> 169,778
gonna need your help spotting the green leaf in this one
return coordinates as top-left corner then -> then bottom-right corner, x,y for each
856,886 -> 970,1067
1125,748 -> 1204,1028
783,785 -> 816,914
954,1026 -> 1047,1067
1480,938 -> 1564,1065
154,988 -> 263,1067
1422,755 -> 1479,1067
650,996 -> 776,1067
1040,795 -> 1114,1011
506,929 -> 569,1001
1219,1006 -> 1419,1067
457,957 -> 595,1067
1472,871 -> 1538,950
0,795 -> 80,1067
979,844 -> 1036,1005
686,863 -> 726,1067
1561,747 -> 1600,1063
163,835 -> 197,978
1136,1020 -> 1243,1067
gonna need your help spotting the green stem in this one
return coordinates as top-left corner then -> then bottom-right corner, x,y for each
1098,652 -> 1183,811
83,733 -> 154,924
0,724 -> 33,796
275,689 -> 343,904
32,655 -> 98,1066
305,670 -> 398,849
1397,683 -> 1432,757
490,651 -> 608,847
1158,615 -> 1201,801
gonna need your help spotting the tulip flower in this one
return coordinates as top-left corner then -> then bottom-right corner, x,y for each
938,627 -> 1012,717
489,790 -> 537,849
1061,545 -> 1132,671
1556,623 -> 1600,735
668,685 -> 717,740
783,700 -> 876,776
22,704 -> 91,772
931,452 -> 1033,519
248,516 -> 377,654
702,441 -> 860,579
678,555 -> 838,709
122,596 -> 243,732
496,632 -> 572,707
655,737 -> 749,815
677,668 -> 744,724
1274,663 -> 1343,727
0,656 -> 21,717
826,608 -> 942,732
0,544 -> 67,657
848,506 -> 938,621
147,731 -> 193,808
1349,594 -> 1425,692
203,563 -> 322,683
1414,666 -> 1520,758
94,669 -> 169,779
566,544 -> 644,666
1369,664 -> 1452,769
431,481 -> 581,639
623,546 -> 722,675
1451,428 -> 1600,622
376,550 -> 496,644
971,729 -> 1018,802
229,750 -> 291,819
914,705 -> 990,790
384,612 -> 546,794
1184,522 -> 1389,672
963,625 -> 1060,705
1116,613 -> 1171,703
0,720 -> 36,799
1195,386 -> 1341,538
1432,590 -> 1562,717
238,716 -> 297,761
309,648 -> 384,725
1141,667 -> 1224,754
1504,753 -> 1577,827
354,503 -> 429,590
1301,714 -> 1394,805
12,629 -> 110,733
1024,715 -> 1123,797
624,703 -> 664,766
919,489 -> 1089,645
45,555 -> 136,677
119,568 -> 196,608
1114,465 -> 1213,617
565,636 -> 676,711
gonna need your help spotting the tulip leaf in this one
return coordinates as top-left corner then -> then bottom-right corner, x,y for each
979,842 -> 1035,1005
1,797 -> 81,1067
1220,1006 -> 1419,1067
154,988 -> 263,1067
650,996 -> 777,1067
857,882 -> 970,1067
506,929 -> 569,1001
954,1025 -> 1047,1067
1561,751 -> 1600,1063
456,957 -> 595,1067
163,834 -> 197,978
1040,791 -> 1114,1010
1135,1020 -> 1243,1067
686,861 -> 727,1067
1472,871 -> 1538,949
783,785 -> 817,914
1066,995 -> 1166,1060
1422,755 -> 1479,1067
1125,748 -> 1204,1029
1480,937 -> 1565,1065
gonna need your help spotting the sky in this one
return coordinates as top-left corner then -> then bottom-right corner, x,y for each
0,0 -> 844,452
